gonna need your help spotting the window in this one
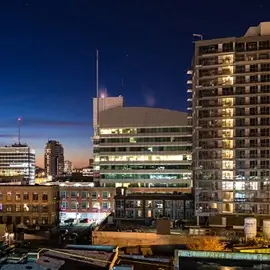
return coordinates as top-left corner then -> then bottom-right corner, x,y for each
102,202 -> 108,210
15,205 -> 21,212
92,192 -> 97,199
250,96 -> 257,105
259,40 -> 270,50
6,205 -> 12,212
261,118 -> 270,126
42,206 -> 48,212
250,64 -> 258,72
250,86 -> 258,93
81,201 -> 88,209
235,87 -> 245,94
102,191 -> 108,199
60,191 -> 67,199
42,217 -> 48,225
81,191 -> 88,199
32,205 -> 39,212
71,202 -> 78,210
61,201 -> 68,210
6,192 -> 12,201
23,204 -> 29,212
15,193 -> 21,201
249,108 -> 257,115
23,217 -> 30,224
70,191 -> 77,199
261,63 -> 270,71
32,193 -> 38,201
261,107 -> 270,115
23,192 -> 29,200
42,193 -> 48,201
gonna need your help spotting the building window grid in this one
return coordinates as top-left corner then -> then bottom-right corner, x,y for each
193,39 -> 269,219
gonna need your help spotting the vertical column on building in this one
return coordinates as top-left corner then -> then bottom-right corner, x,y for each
218,45 -> 235,216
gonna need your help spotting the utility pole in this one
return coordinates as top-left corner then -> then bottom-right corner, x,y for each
18,117 -> 22,145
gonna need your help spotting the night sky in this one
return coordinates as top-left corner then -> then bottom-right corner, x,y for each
0,0 -> 269,167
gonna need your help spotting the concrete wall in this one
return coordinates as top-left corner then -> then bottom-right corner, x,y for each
92,231 -> 221,247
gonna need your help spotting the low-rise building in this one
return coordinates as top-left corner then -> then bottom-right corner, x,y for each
0,185 -> 59,227
0,144 -> 35,185
114,188 -> 194,222
58,182 -> 115,223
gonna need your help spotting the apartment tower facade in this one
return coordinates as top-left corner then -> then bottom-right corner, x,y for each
190,22 -> 270,226
44,140 -> 64,178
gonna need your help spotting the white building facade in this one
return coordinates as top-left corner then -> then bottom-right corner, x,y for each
0,144 -> 35,185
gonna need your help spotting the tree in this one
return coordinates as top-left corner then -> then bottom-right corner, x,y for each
187,237 -> 226,251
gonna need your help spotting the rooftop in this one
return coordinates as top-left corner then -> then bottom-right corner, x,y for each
0,246 -> 117,269
99,107 -> 188,128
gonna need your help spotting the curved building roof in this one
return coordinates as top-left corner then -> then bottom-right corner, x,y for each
99,107 -> 188,128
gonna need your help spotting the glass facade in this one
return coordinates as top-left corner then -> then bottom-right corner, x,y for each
0,145 -> 35,185
94,126 -> 192,188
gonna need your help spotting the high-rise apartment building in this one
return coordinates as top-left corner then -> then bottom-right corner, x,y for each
44,140 -> 64,178
93,97 -> 192,191
0,144 -> 35,185
190,22 -> 270,226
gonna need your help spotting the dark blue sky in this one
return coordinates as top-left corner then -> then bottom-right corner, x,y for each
0,0 -> 268,167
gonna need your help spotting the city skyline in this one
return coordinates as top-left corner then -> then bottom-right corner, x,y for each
1,1 -> 269,167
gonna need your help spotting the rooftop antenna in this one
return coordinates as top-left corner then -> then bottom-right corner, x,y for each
121,77 -> 124,91
193,33 -> 203,42
96,49 -> 99,136
17,117 -> 22,145
96,49 -> 99,99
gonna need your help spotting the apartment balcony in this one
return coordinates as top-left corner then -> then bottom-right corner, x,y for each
198,197 -> 270,203
200,70 -> 233,79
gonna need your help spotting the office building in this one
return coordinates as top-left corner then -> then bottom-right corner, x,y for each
64,160 -> 73,175
93,95 -> 124,136
93,96 -> 192,191
0,144 -> 35,185
190,22 -> 270,226
114,187 -> 193,222
44,140 -> 64,178
0,185 -> 59,227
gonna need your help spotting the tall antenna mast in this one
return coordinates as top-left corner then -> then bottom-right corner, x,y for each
96,49 -> 99,98
18,117 -> 22,145
96,49 -> 99,136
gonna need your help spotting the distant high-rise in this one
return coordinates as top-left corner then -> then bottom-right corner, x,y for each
0,144 -> 35,185
64,160 -> 73,175
44,140 -> 64,178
